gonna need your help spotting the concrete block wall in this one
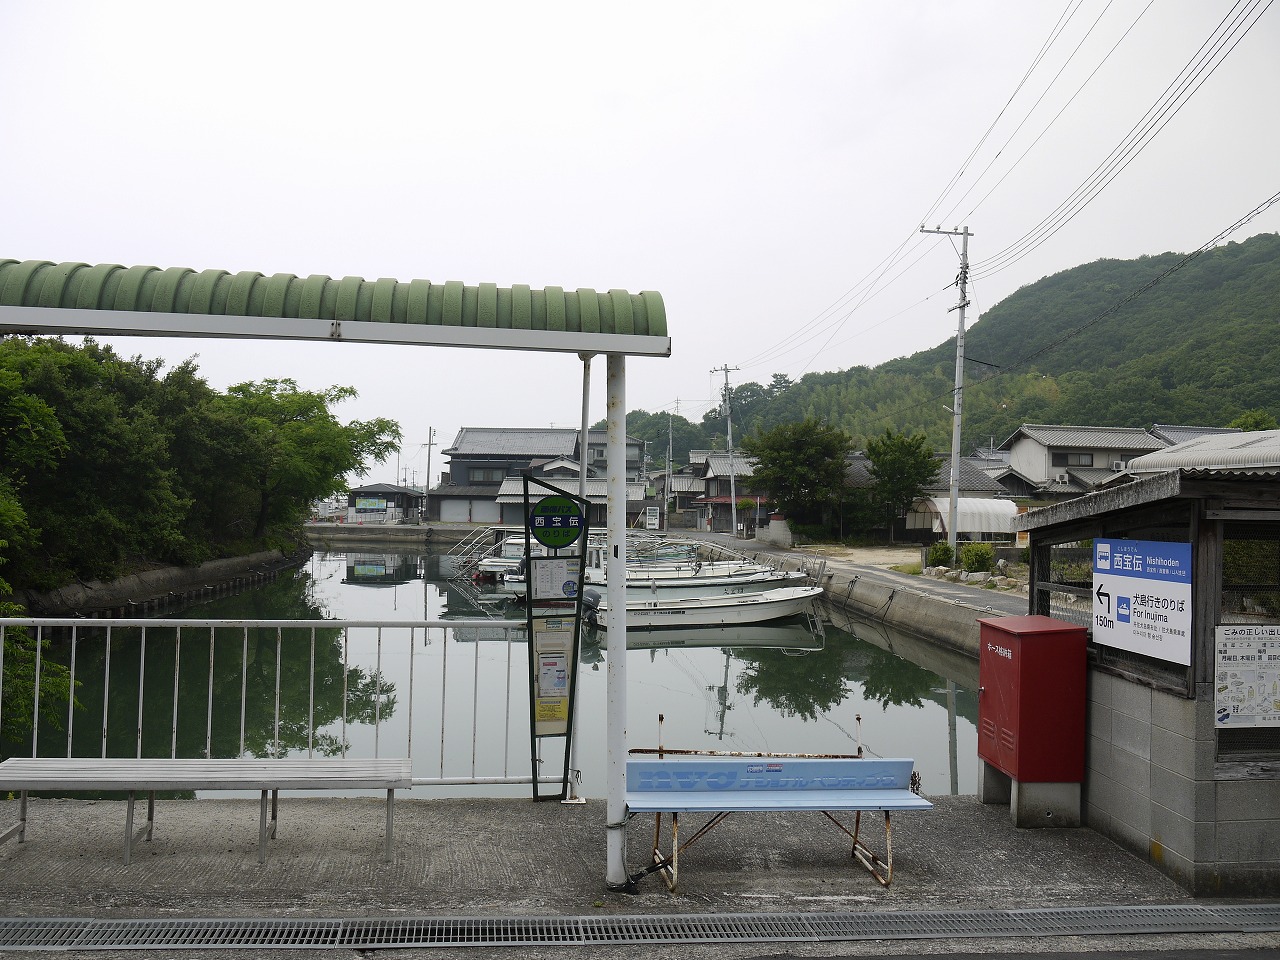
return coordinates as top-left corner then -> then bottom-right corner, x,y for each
1085,669 -> 1280,895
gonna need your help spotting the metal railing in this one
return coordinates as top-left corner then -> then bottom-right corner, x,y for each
0,617 -> 560,789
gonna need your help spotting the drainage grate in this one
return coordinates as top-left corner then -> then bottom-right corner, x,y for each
0,903 -> 1276,951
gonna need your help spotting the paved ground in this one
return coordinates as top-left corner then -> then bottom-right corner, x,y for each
1,792 -> 1276,958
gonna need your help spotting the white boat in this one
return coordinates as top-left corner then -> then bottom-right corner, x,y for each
581,542 -> 780,586
582,585 -> 824,629
475,536 -> 546,578
620,567 -> 810,600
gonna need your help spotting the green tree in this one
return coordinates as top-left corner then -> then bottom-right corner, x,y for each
865,429 -> 936,542
221,380 -> 401,539
1228,409 -> 1278,431
741,418 -> 851,529
607,409 -> 709,472
0,338 -> 190,587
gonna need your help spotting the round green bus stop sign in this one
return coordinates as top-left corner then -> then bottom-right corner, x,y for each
529,495 -> 584,549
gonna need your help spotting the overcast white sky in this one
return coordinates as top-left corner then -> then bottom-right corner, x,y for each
3,1 -> 1277,487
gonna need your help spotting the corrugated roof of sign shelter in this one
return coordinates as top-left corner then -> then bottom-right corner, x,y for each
997,423 -> 1168,452
1128,429 -> 1280,473
0,259 -> 670,357
1148,423 -> 1242,446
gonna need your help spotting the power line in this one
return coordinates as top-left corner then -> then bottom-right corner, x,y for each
973,0 -> 1274,280
733,2 -> 1091,382
934,0 -> 1146,229
866,188 -> 1280,433
944,0 -> 1155,230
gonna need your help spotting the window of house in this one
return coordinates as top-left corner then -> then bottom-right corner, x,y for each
468,467 -> 506,483
1051,451 -> 1094,467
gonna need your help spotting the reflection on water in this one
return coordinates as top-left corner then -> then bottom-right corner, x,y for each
9,572 -> 396,765
8,547 -> 978,797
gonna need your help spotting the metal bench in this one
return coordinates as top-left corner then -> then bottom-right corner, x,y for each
0,757 -> 412,865
625,754 -> 931,889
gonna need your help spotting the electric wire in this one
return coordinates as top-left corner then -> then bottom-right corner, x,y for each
725,2 -> 1268,408
866,188 -> 1280,432
934,0 -> 1145,230
973,0 -> 1274,280
944,0 -> 1155,230
734,2 -> 1088,383
917,0 -> 1084,229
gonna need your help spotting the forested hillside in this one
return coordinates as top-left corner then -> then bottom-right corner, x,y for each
757,234 -> 1280,455
625,232 -> 1280,463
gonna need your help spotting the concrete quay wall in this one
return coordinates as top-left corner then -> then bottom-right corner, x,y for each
13,549 -> 303,617
819,567 -> 985,659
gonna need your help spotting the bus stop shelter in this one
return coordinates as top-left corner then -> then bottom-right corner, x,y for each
0,258 -> 671,889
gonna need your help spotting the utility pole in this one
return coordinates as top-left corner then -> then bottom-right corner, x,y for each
666,401 -> 675,532
919,224 -> 972,559
712,366 -> 739,538
423,427 -> 436,522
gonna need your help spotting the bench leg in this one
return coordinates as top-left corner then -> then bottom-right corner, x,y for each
823,809 -> 894,887
146,792 -> 155,843
384,788 -> 394,862
1,791 -> 28,846
258,790 -> 269,865
634,811 -> 732,892
125,791 -> 135,865
270,789 -> 279,840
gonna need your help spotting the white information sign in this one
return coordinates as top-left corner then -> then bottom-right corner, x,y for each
529,557 -> 580,601
1092,539 -> 1192,665
1214,625 -> 1280,728
532,617 -> 575,737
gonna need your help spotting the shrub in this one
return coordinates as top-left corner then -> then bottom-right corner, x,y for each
959,542 -> 996,573
926,541 -> 954,568
788,523 -> 828,545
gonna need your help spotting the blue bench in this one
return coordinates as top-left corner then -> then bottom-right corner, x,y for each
625,754 -> 931,889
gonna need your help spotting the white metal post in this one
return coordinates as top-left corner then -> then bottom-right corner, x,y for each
564,353 -> 593,803
605,353 -> 629,888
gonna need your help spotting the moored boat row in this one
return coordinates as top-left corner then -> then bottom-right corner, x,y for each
582,584 -> 825,630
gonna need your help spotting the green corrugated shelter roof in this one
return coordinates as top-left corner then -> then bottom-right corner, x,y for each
0,259 -> 670,357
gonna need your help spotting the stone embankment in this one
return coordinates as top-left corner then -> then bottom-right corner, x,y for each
920,563 -> 1028,591
731,540 -> 1031,660
13,549 -> 307,617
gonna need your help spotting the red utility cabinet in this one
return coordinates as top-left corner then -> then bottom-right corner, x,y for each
977,615 -> 1086,783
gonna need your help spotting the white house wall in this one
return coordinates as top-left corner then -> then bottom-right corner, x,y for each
1011,439 -> 1133,484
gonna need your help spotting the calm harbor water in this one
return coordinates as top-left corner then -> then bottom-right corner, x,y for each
18,547 -> 978,798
